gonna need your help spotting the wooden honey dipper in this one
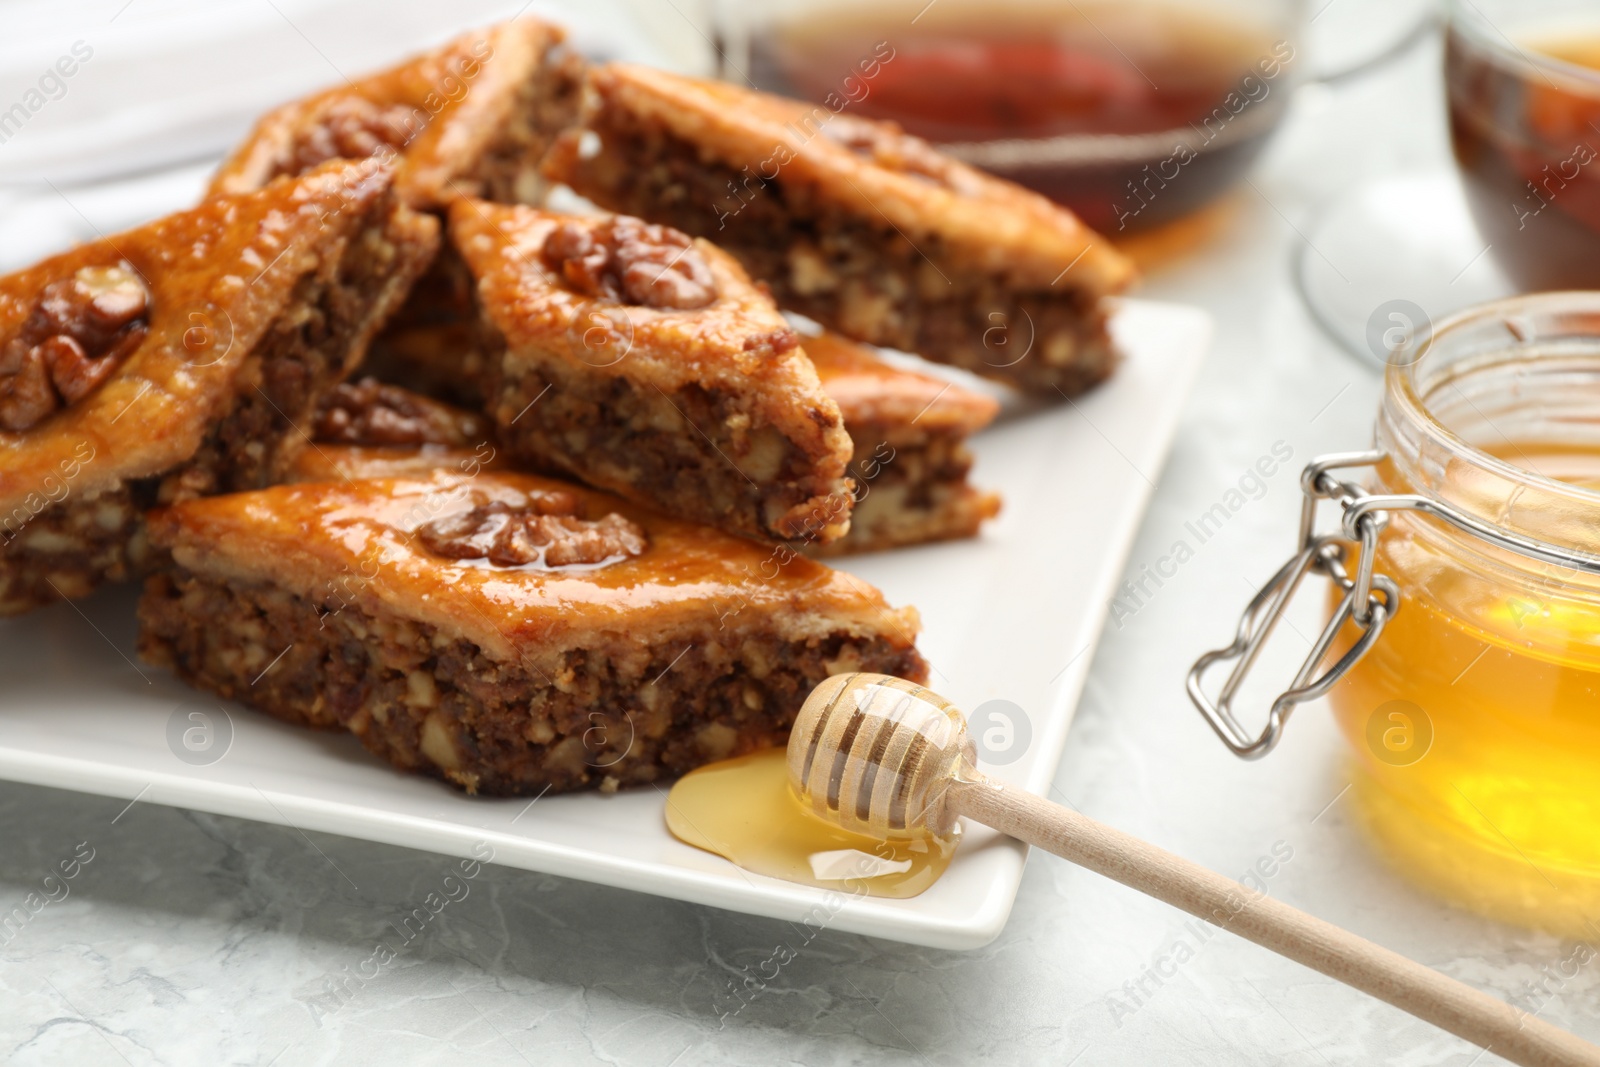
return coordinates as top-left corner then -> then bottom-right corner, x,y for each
792,674 -> 1600,1067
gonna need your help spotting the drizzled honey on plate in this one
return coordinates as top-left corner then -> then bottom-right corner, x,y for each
664,748 -> 957,898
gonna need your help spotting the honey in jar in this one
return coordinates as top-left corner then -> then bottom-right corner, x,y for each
1331,453 -> 1600,936
1193,294 -> 1600,935
1319,296 -> 1600,935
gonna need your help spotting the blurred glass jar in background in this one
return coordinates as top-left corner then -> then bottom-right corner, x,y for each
1447,0 -> 1600,290
714,0 -> 1305,234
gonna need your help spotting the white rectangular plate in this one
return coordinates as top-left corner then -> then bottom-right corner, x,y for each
0,299 -> 1208,950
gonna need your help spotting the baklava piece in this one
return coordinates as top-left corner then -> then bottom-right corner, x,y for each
0,158 -> 437,615
805,332 -> 1000,555
138,470 -> 928,795
543,63 -> 1137,395
287,378 -> 500,484
451,201 -> 857,545
208,18 -> 581,209
209,18 -> 584,406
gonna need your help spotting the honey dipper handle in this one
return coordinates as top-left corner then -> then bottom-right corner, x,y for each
945,777 -> 1600,1067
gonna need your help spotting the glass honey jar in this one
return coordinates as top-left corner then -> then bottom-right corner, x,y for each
1191,293 -> 1600,936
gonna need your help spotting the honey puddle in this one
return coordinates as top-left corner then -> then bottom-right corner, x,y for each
664,748 -> 958,898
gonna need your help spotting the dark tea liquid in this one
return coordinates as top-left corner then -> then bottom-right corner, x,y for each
1448,26 -> 1600,290
743,0 -> 1294,232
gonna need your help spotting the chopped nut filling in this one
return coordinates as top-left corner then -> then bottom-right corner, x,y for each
418,496 -> 647,568
554,113 -> 1114,394
290,97 -> 422,175
315,377 -> 479,446
138,563 -> 927,796
0,263 -> 150,432
540,216 -> 717,309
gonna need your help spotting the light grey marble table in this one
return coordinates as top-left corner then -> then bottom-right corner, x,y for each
3,14 -> 1597,1067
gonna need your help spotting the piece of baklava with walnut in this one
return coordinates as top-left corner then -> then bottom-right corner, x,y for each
452,201 -> 858,546
543,63 -> 1137,396
209,18 -> 580,209
0,158 -> 437,615
138,468 -> 928,795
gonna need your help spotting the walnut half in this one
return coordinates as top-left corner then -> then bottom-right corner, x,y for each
418,494 -> 648,569
287,97 -> 423,177
541,216 -> 718,310
315,378 -> 484,446
0,263 -> 151,433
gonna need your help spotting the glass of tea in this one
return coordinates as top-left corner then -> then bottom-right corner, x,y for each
713,0 -> 1306,234
1295,0 -> 1600,367
1447,0 -> 1600,290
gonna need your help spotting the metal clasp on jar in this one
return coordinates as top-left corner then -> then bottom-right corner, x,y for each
1189,448 -> 1600,758
1187,451 -> 1398,759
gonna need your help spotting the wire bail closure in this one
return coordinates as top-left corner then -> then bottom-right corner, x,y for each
1187,451 -> 1398,760
1188,446 -> 1600,758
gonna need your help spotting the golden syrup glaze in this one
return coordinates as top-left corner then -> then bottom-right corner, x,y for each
665,748 -> 957,898
803,331 -> 999,436
0,158 -> 434,515
208,19 -> 565,209
449,201 -> 848,430
449,200 -> 856,543
1328,441 -> 1600,934
146,468 -> 922,664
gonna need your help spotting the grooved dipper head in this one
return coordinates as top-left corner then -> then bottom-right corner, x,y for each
788,673 -> 975,839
